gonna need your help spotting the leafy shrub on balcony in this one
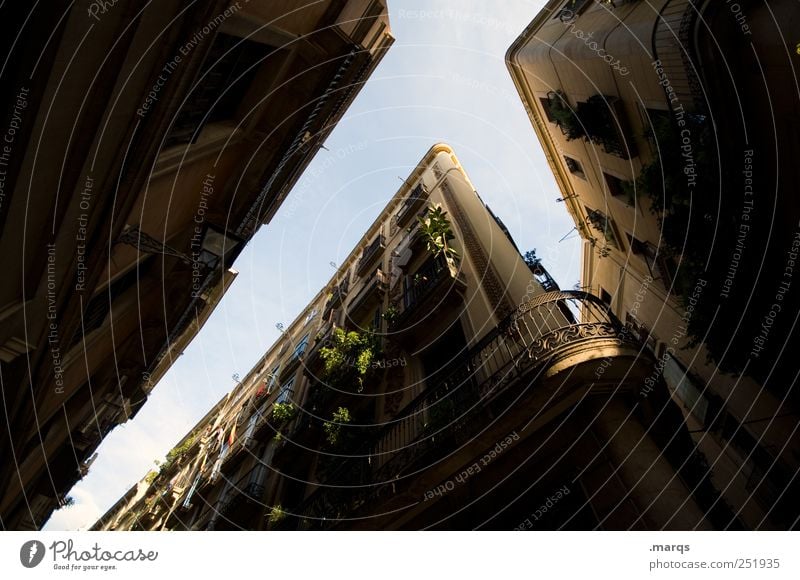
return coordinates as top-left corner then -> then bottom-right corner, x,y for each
150,432 -> 198,480
322,407 -> 352,447
546,91 -> 585,140
267,504 -> 286,526
620,110 -> 777,380
381,303 -> 399,324
418,204 -> 460,276
622,111 -> 715,259
320,328 -> 380,393
578,95 -> 631,155
272,402 -> 296,424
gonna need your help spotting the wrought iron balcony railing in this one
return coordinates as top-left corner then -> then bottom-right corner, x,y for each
323,281 -> 349,317
389,256 -> 465,332
577,95 -> 637,159
202,465 -> 268,530
356,235 -> 386,276
396,183 -> 429,226
287,291 -> 641,528
652,0 -> 704,113
347,268 -> 388,320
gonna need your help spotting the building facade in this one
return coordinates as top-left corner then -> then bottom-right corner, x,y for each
95,144 -> 720,531
506,0 -> 800,529
0,0 -> 393,530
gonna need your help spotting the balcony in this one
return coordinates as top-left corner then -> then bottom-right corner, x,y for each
304,321 -> 336,373
544,92 -> 637,159
356,235 -> 386,277
652,0 -> 704,113
397,207 -> 430,251
323,281 -> 348,318
213,466 -> 267,530
545,90 -> 586,140
347,269 -> 388,322
396,183 -> 429,227
577,95 -> 637,159
279,336 -> 310,381
286,291 -> 650,528
388,257 -> 467,335
271,411 -> 316,467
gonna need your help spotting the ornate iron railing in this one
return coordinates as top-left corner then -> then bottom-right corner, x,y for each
288,291 -> 637,528
348,268 -> 388,317
389,256 -> 461,331
323,281 -> 349,317
396,183 -> 429,226
652,0 -> 705,113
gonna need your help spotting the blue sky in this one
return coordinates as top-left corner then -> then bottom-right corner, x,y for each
45,0 -> 580,530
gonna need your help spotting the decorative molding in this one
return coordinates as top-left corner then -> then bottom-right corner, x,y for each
432,163 -> 515,320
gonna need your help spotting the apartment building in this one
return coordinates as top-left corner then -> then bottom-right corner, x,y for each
506,0 -> 800,528
95,144 -> 721,531
0,0 -> 393,530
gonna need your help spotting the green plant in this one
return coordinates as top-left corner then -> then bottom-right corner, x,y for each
272,402 -> 296,424
523,249 -> 542,271
623,112 -> 715,258
382,303 -> 399,323
323,407 -> 352,447
268,504 -> 287,525
320,328 -> 380,392
150,432 -> 198,479
418,204 -> 459,276
546,91 -> 585,140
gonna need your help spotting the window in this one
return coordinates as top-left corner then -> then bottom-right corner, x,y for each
563,156 -> 585,179
292,334 -> 309,359
243,412 -> 259,446
68,261 -> 150,347
603,172 -> 626,198
627,313 -> 657,352
372,307 -> 382,332
165,34 -> 273,148
585,207 -> 620,248
627,234 -> 677,288
539,97 -> 555,122
304,309 -> 318,325
662,354 -> 708,424
553,0 -> 591,21
276,378 -> 295,404
628,235 -> 657,272
600,288 -> 612,307
642,107 -> 671,152
267,365 -> 280,393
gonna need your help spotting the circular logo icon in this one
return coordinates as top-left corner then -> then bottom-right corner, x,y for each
20,540 -> 46,568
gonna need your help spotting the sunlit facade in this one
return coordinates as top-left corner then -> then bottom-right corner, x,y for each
506,0 -> 799,529
95,144 -> 714,531
0,0 -> 393,530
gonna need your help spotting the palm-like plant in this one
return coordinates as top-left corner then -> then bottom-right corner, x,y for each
418,204 -> 459,276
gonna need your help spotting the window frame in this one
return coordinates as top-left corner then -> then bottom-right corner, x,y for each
276,377 -> 295,405
563,155 -> 586,179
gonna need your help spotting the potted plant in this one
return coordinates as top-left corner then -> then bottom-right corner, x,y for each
418,204 -> 460,277
546,91 -> 585,140
382,303 -> 399,324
